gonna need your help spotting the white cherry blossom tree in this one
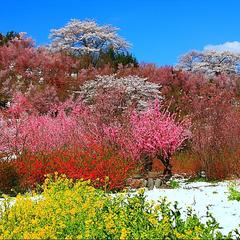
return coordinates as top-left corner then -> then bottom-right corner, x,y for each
75,75 -> 163,111
177,50 -> 240,77
49,19 -> 131,56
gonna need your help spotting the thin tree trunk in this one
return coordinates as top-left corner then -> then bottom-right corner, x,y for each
161,155 -> 172,177
143,155 -> 153,172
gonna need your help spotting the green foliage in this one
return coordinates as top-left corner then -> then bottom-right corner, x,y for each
228,182 -> 240,201
0,31 -> 20,46
187,177 -> 219,184
168,179 -> 180,189
0,174 -> 236,239
96,48 -> 138,69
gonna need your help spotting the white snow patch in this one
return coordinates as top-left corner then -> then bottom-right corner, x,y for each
145,181 -> 240,235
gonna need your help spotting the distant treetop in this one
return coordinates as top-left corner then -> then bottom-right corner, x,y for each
49,19 -> 131,56
0,31 -> 20,46
177,50 -> 240,77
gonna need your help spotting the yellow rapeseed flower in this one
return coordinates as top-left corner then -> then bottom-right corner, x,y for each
70,208 -> 76,215
120,228 -> 128,240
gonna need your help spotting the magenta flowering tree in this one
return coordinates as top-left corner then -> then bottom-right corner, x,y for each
126,100 -> 191,176
0,93 -> 123,157
0,94 -> 81,156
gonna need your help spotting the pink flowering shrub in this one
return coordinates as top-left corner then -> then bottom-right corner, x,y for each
0,94 -> 94,155
102,100 -> 191,176
0,102 -> 98,157
127,100 -> 191,176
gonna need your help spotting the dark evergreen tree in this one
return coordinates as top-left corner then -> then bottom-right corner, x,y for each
0,31 -> 20,46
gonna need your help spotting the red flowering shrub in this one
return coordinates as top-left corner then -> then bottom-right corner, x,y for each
15,143 -> 138,191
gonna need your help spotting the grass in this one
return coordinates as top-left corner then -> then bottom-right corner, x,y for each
186,177 -> 220,184
228,182 -> 240,201
168,179 -> 180,189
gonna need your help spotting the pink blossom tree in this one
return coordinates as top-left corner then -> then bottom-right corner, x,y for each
122,100 -> 191,176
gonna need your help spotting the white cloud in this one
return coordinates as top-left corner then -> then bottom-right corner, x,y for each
204,41 -> 240,54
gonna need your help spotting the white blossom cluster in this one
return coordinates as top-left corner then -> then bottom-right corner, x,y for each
75,75 -> 163,110
177,50 -> 240,77
49,19 -> 130,55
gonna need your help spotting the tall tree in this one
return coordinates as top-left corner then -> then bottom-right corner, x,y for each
49,19 -> 130,59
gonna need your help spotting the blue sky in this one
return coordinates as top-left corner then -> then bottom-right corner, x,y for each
1,0 -> 240,66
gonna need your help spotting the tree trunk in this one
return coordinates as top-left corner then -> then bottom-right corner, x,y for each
161,155 -> 172,177
143,155 -> 153,172
163,162 -> 172,176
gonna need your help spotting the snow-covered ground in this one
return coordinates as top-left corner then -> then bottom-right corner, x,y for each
145,180 -> 240,235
